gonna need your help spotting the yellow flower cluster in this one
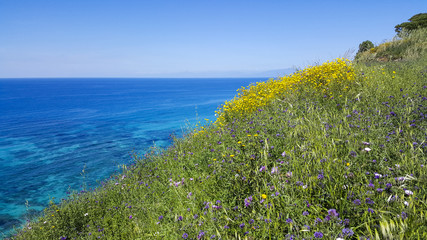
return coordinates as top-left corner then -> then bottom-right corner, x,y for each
214,59 -> 355,125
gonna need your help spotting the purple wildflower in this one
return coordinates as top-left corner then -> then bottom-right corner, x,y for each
244,196 -> 253,207
365,198 -> 374,205
353,199 -> 361,205
315,217 -> 323,224
342,228 -> 354,237
328,209 -> 339,217
271,166 -> 279,174
197,231 -> 205,239
182,233 -> 189,239
314,231 -> 323,238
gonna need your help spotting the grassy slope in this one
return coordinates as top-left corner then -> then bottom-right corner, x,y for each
7,31 -> 427,240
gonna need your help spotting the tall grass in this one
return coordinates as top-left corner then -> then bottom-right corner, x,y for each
356,28 -> 427,62
5,33 -> 427,240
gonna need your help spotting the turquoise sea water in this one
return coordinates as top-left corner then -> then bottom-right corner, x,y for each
0,78 -> 262,235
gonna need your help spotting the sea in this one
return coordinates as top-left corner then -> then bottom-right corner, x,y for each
0,78 -> 264,235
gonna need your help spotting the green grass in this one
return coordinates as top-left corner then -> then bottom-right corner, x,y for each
6,31 -> 427,240
355,28 -> 427,62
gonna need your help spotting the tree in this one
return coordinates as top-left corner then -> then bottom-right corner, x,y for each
358,40 -> 374,53
395,13 -> 427,34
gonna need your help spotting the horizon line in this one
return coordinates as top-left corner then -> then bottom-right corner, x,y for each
0,76 -> 278,79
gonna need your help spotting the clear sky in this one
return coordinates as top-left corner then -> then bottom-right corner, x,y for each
0,0 -> 426,78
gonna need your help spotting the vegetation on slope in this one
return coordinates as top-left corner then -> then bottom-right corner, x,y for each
355,13 -> 427,62
6,28 -> 427,240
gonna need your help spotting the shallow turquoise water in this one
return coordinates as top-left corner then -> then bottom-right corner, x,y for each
0,78 -> 262,235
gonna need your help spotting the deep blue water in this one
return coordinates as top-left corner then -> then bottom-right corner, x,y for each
0,78 -> 262,235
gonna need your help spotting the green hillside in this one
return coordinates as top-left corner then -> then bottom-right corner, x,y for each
7,25 -> 427,240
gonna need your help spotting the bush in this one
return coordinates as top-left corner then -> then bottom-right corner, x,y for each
358,40 -> 375,53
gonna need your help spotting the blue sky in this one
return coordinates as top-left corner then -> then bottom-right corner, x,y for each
0,0 -> 426,78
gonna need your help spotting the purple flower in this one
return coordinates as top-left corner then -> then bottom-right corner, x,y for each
271,166 -> 279,174
178,216 -> 183,221
244,196 -> 253,207
317,173 -> 324,180
129,215 -> 133,219
401,211 -> 408,220
314,231 -> 324,238
303,211 -> 309,216
224,225 -> 229,229
259,166 -> 266,172
353,199 -> 361,205
286,218 -> 293,223
367,208 -> 374,213
239,223 -> 245,228
194,214 -> 199,219
158,215 -> 163,220
328,209 -> 339,217
376,188 -> 383,193
365,198 -> 374,205
249,219 -> 254,224
281,151 -> 286,157
197,231 -> 205,239
342,228 -> 354,237
182,233 -> 189,239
